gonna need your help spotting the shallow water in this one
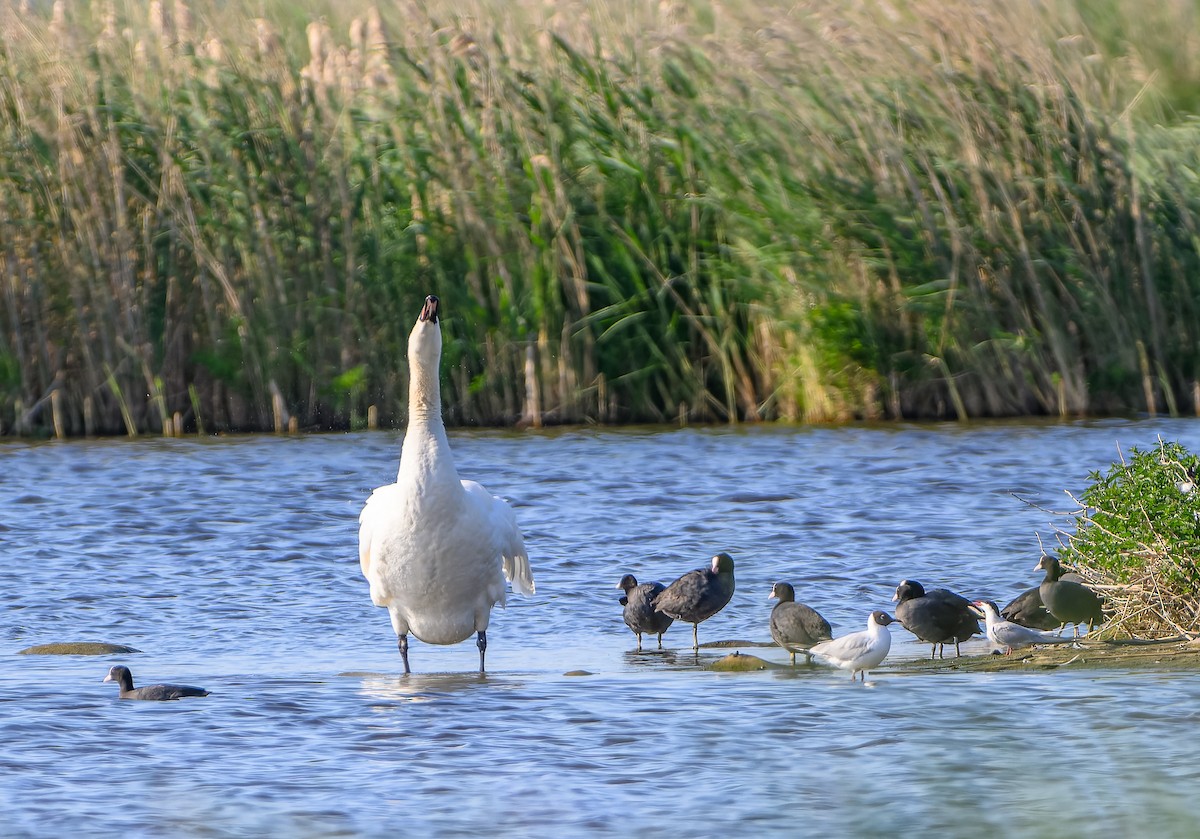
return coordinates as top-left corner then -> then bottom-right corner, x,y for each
3,419 -> 1200,837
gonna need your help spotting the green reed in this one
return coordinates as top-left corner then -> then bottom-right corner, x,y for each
1,0 -> 1199,436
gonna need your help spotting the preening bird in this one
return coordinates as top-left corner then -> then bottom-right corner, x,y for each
359,295 -> 535,674
616,574 -> 673,650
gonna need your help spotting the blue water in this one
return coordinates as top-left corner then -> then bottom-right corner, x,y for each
3,419 -> 1200,836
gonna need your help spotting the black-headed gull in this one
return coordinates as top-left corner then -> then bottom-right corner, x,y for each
808,611 -> 895,680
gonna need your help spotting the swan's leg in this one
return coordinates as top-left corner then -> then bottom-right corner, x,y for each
477,630 -> 487,673
398,634 -> 411,675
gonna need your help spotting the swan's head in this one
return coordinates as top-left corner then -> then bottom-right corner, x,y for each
408,294 -> 443,369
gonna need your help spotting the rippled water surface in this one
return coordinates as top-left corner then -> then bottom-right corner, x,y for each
4,419 -> 1200,837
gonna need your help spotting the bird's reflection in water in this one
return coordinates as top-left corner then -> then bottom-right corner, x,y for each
350,671 -> 500,703
621,648 -> 679,670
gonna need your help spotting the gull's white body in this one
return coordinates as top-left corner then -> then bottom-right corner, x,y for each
809,612 -> 894,680
974,600 -> 1071,654
358,296 -> 534,662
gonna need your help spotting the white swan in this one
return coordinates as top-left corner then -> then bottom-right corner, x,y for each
358,295 -> 535,673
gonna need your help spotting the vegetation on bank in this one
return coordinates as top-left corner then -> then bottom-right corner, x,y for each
1055,440 -> 1200,637
3,0 -> 1200,436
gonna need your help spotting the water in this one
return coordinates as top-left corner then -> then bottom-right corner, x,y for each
3,419 -> 1200,837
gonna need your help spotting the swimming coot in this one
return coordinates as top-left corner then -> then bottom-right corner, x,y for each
103,665 -> 209,701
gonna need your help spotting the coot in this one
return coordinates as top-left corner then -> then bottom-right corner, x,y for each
768,582 -> 833,665
654,553 -> 736,650
103,665 -> 209,701
892,579 -> 980,658
616,574 -> 673,650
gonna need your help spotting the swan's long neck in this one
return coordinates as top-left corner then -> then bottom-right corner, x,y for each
397,321 -> 457,486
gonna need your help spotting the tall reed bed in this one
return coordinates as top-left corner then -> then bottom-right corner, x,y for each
1,0 -> 1198,436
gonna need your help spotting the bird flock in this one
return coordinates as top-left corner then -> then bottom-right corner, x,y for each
95,294 -> 1113,697
618,551 -> 1107,679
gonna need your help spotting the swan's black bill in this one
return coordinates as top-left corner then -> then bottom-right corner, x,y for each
420,295 -> 440,323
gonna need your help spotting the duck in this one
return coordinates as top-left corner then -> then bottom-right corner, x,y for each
653,553 -> 736,650
971,600 -> 1074,654
359,295 -> 536,674
1034,555 -> 1104,638
768,582 -> 833,665
616,574 -> 674,650
103,665 -> 209,701
808,611 -> 895,681
891,579 -> 980,659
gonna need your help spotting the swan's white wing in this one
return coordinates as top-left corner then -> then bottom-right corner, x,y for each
358,482 -> 400,580
461,480 -> 535,596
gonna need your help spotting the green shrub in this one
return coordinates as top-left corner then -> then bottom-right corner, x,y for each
1059,440 -> 1200,636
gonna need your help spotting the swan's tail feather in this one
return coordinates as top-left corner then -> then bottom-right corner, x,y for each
504,550 -> 536,596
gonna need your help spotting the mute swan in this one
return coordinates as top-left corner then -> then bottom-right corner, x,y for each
1034,555 -> 1104,638
615,574 -> 673,650
653,553 -> 735,650
768,582 -> 832,665
808,611 -> 895,681
103,665 -> 209,700
891,579 -> 980,659
358,295 -> 535,674
969,600 -> 1073,654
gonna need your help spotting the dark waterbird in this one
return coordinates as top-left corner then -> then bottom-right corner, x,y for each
892,579 -> 981,658
103,665 -> 209,701
768,582 -> 833,664
1001,568 -> 1083,632
1035,555 -> 1105,637
616,574 -> 673,650
654,553 -> 736,650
